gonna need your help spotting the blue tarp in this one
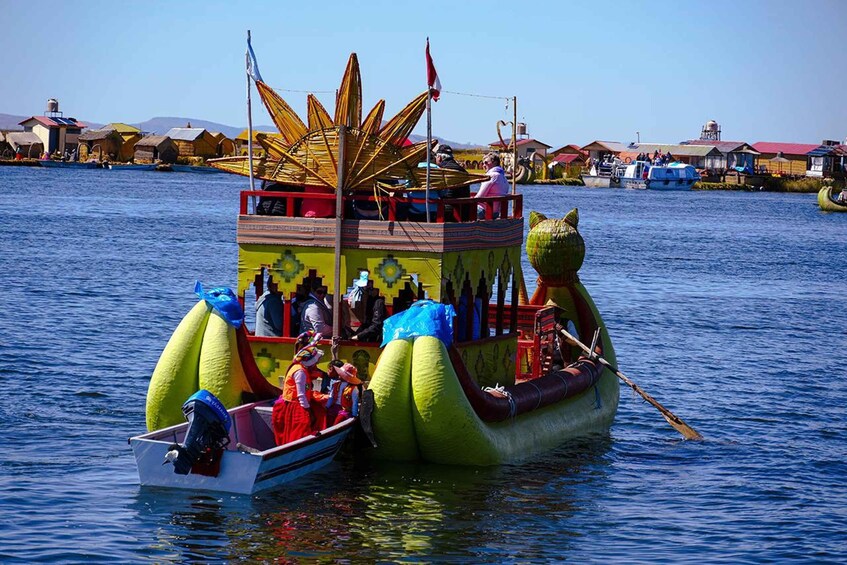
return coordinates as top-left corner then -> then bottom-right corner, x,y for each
194,281 -> 244,328
381,300 -> 456,347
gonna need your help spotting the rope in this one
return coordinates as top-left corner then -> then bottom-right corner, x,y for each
268,85 -> 336,95
442,89 -> 511,102
525,380 -> 543,411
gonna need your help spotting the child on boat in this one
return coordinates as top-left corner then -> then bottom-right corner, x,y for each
324,362 -> 363,427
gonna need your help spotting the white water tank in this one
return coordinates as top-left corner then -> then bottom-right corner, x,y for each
516,122 -> 527,136
47,98 -> 59,113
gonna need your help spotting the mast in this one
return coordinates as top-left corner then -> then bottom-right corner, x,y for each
425,86 -> 432,223
331,126 -> 346,360
246,30 -> 256,194
511,95 -> 517,195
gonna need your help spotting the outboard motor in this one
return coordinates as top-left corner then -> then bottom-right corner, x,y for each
164,390 -> 232,475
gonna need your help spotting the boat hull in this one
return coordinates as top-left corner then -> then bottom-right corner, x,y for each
108,164 -> 157,171
818,186 -> 847,212
620,177 -> 698,190
370,336 -> 619,466
38,160 -> 99,169
131,400 -> 355,494
581,174 -> 616,188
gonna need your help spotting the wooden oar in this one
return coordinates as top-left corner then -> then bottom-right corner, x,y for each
558,326 -> 703,441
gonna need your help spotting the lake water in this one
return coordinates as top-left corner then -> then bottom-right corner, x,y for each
1,167 -> 845,562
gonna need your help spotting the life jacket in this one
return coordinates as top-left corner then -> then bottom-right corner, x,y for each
282,362 -> 314,402
327,380 -> 358,413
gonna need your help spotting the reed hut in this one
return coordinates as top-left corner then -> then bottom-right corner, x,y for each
234,129 -> 280,156
5,132 -> 44,158
210,132 -> 235,157
134,135 -> 178,163
0,132 -> 9,158
78,128 -> 124,161
164,127 -> 218,159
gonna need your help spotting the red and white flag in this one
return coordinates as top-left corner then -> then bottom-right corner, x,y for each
426,38 -> 441,101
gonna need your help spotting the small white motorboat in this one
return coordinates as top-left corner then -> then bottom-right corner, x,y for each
618,160 -> 700,190
130,391 -> 356,494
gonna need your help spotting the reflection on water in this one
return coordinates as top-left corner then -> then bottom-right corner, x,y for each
128,435 -> 613,561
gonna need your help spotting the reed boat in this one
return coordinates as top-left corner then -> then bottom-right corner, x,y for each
817,186 -> 847,212
140,49 -> 620,470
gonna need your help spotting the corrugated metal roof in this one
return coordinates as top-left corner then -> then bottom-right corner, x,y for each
580,140 -> 629,153
18,115 -> 84,128
682,139 -> 759,154
552,153 -> 585,164
628,143 -> 722,157
165,127 -> 207,141
488,138 -> 552,149
752,142 -> 819,156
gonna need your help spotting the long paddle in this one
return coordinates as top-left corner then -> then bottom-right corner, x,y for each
558,326 -> 703,441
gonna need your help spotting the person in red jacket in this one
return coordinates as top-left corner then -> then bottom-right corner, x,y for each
271,345 -> 327,445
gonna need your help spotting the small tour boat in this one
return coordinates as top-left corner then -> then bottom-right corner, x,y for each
131,392 -> 356,494
38,160 -> 99,169
817,186 -> 847,213
618,160 -> 700,190
107,163 -> 157,171
581,160 -> 620,188
170,164 -> 223,174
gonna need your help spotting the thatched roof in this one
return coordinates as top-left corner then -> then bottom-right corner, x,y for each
5,131 -> 42,148
135,135 -> 173,149
79,128 -> 121,141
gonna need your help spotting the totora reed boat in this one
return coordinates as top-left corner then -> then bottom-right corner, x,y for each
135,46 -> 622,485
818,186 -> 847,213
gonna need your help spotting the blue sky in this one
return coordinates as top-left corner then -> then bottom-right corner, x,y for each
2,0 -> 845,147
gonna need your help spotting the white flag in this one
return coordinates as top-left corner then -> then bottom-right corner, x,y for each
247,36 -> 263,82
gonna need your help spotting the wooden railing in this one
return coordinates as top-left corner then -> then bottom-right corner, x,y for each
239,189 -> 523,223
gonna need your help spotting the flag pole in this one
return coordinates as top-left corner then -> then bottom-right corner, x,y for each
512,95 -> 517,196
425,37 -> 432,224
426,87 -> 432,224
246,30 -> 257,197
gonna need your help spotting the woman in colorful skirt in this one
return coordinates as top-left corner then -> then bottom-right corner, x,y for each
272,345 -> 328,445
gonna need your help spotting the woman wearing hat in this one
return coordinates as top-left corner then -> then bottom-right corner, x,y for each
271,345 -> 328,445
324,363 -> 363,427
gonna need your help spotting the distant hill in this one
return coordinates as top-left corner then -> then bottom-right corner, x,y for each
130,117 -> 276,138
0,113 -> 26,131
1,111 -> 482,148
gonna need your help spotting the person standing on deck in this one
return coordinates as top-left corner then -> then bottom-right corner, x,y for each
475,152 -> 509,219
255,276 -> 284,337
